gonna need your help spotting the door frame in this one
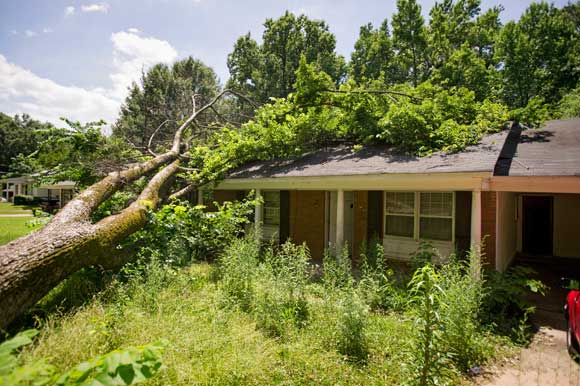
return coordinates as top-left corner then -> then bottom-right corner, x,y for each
519,194 -> 554,256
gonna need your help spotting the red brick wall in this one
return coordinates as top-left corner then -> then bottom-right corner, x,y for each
481,191 -> 497,268
205,190 -> 239,211
289,191 -> 326,260
353,191 -> 368,264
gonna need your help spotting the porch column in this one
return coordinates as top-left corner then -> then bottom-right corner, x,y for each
254,188 -> 262,235
471,190 -> 482,251
336,189 -> 345,251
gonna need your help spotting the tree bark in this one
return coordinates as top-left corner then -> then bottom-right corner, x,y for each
0,160 -> 180,329
0,89 -> 250,329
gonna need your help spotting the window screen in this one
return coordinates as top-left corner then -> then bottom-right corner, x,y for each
419,192 -> 453,241
262,191 -> 280,226
385,192 -> 415,238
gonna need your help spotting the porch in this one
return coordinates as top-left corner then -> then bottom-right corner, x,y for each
206,182 -> 489,264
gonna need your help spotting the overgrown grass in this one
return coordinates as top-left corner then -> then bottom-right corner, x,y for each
12,237 -> 528,385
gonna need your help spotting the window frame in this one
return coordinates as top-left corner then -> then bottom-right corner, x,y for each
261,190 -> 281,226
384,191 -> 416,239
383,191 -> 456,243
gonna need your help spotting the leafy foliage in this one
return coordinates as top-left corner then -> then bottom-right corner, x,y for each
0,329 -> 164,386
227,11 -> 346,101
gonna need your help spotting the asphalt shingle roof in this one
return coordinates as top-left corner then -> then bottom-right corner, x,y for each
494,118 -> 580,177
228,130 -> 509,179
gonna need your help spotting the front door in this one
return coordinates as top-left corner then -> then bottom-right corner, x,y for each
522,195 -> 553,256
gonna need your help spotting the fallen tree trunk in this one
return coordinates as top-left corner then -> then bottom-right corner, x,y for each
0,160 -> 180,329
0,89 -> 252,329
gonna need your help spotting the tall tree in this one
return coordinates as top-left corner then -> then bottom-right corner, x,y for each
350,20 -> 400,84
495,2 -> 580,107
113,57 -> 220,149
0,114 -> 51,175
392,0 -> 429,86
227,11 -> 346,101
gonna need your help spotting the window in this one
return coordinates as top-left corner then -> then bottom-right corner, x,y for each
262,191 -> 280,226
384,192 -> 454,241
385,192 -> 415,238
419,192 -> 453,241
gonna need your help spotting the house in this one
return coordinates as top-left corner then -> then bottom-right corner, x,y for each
203,118 -> 580,271
0,175 -> 76,208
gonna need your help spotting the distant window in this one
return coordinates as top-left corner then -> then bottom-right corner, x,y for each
262,191 -> 280,226
385,192 -> 415,238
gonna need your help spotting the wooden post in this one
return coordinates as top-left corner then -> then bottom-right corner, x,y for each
255,188 -> 262,236
336,189 -> 344,252
471,190 -> 482,251
197,188 -> 204,205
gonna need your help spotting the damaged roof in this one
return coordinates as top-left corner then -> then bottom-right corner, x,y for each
228,130 -> 509,179
227,118 -> 580,180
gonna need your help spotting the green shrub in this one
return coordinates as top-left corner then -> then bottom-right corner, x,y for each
357,239 -> 395,310
406,264 -> 454,385
217,237 -> 260,311
336,289 -> 369,363
322,245 -> 353,290
13,195 -> 38,206
253,242 -> 311,337
439,250 -> 494,372
0,329 -> 164,386
481,265 -> 547,343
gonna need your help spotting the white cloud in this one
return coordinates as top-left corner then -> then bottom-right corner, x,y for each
127,28 -> 140,34
108,29 -> 178,100
0,55 -> 119,126
0,30 -> 179,128
10,30 -> 18,35
64,6 -> 75,17
81,3 -> 109,13
42,28 -> 53,34
25,30 -> 37,37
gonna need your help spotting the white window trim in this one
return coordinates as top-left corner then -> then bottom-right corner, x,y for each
261,190 -> 281,226
384,191 -> 456,243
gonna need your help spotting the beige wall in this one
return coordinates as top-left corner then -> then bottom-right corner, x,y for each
553,194 -> 580,258
496,192 -> 518,271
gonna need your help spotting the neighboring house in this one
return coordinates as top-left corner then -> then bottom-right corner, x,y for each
205,118 -> 580,272
0,176 -> 76,208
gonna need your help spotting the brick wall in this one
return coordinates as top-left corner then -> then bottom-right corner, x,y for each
353,191 -> 368,264
481,191 -> 497,268
205,190 -> 241,211
289,190 -> 326,261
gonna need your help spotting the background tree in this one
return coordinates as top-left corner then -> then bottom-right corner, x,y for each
495,2 -> 580,108
227,11 -> 346,101
350,20 -> 400,85
113,57 -> 220,149
0,114 -> 51,175
391,0 -> 429,86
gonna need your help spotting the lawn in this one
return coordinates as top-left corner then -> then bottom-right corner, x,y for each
0,202 -> 41,245
13,238 -> 523,385
0,202 -> 36,215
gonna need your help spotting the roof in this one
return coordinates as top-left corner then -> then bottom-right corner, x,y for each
38,181 -> 76,189
228,130 -> 509,179
495,118 -> 580,177
1,176 -> 35,183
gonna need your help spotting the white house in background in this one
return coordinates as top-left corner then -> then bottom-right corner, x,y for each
0,176 -> 76,208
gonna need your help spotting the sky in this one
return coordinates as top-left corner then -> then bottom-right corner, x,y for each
0,0 -> 571,128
